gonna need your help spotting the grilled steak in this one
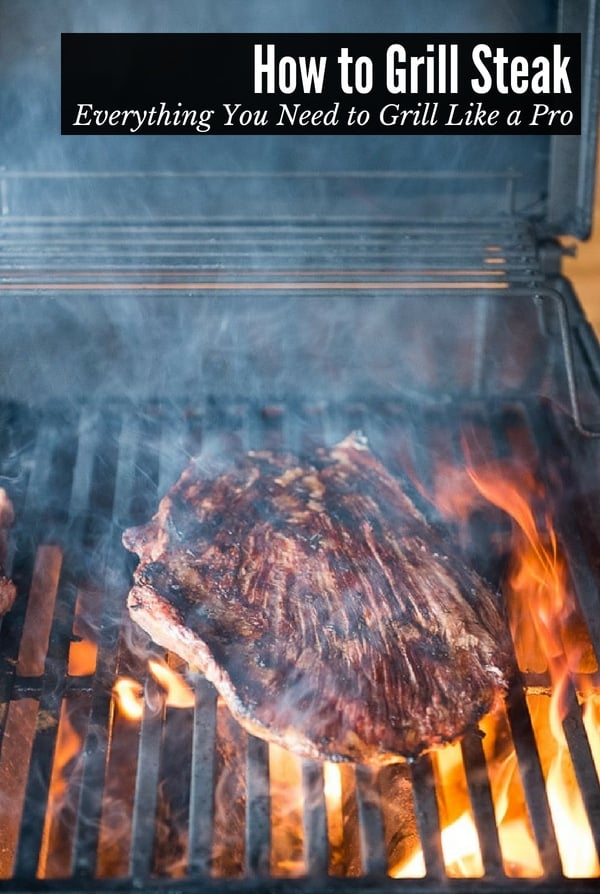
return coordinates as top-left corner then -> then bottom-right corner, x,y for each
123,434 -> 512,763
0,488 -> 16,616
0,576 -> 15,617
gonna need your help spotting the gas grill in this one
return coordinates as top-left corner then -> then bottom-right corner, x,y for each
1,0 -> 600,890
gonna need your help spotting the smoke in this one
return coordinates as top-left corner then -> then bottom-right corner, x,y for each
0,0 -> 594,883
0,1 -> 553,208
0,0 -> 568,421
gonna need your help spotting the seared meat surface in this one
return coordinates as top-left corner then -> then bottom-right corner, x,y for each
123,434 -> 512,763
0,577 -> 15,617
0,488 -> 16,616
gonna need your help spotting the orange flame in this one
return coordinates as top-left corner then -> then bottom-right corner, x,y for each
67,637 -> 97,676
583,688 -> 600,779
47,704 -> 81,814
38,700 -> 84,878
147,659 -> 195,709
269,744 -> 304,876
393,455 -> 599,879
112,659 -> 195,720
265,749 -> 350,876
113,677 -> 144,721
323,761 -> 344,864
479,708 -> 542,878
464,464 -> 595,676
431,741 -> 484,878
465,461 -> 599,878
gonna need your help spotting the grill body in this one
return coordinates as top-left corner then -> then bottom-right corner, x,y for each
1,0 -> 600,889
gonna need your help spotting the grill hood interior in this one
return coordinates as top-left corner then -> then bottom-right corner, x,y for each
0,0 -> 598,235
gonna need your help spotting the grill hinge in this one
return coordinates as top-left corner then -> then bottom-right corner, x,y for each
537,236 -> 576,276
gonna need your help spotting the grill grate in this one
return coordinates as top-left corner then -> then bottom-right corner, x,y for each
0,219 -> 544,288
0,396 -> 599,889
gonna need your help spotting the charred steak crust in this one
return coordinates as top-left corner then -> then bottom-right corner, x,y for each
123,434 -> 512,763
0,488 -> 16,617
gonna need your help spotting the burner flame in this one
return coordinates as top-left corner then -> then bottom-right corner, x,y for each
409,454 -> 599,878
392,446 -> 600,879
112,659 -> 195,720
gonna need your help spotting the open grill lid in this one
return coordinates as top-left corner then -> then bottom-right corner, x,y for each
0,0 -> 598,236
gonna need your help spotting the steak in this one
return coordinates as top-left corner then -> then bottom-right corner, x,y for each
0,488 -> 16,617
123,434 -> 513,763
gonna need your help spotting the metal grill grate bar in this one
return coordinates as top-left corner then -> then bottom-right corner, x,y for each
518,405 -> 600,865
301,760 -> 329,876
354,765 -> 387,876
505,681 -> 563,877
129,682 -> 164,880
71,412 -> 142,876
0,220 -> 544,289
12,688 -> 63,877
188,677 -> 218,875
562,683 -> 600,863
460,732 -> 504,877
12,410 -> 81,877
409,755 -> 445,879
245,736 -> 271,876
